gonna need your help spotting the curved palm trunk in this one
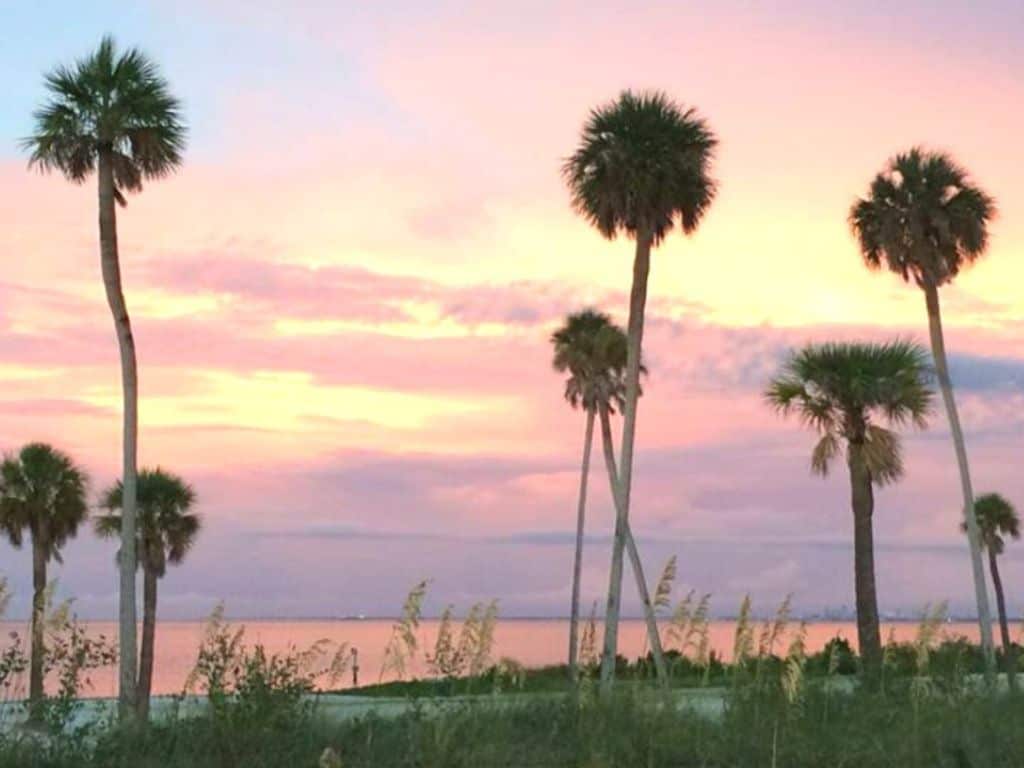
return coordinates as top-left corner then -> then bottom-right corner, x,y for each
598,404 -> 668,685
28,537 -> 46,722
99,149 -> 140,719
923,284 -> 995,680
137,566 -> 158,719
567,410 -> 596,681
848,446 -> 881,690
600,232 -> 653,691
988,549 -> 1017,691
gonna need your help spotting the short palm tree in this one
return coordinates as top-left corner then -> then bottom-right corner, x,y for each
24,37 -> 186,716
850,148 -> 997,676
963,493 -> 1020,689
551,310 -> 665,682
96,469 -> 199,719
766,341 -> 933,688
564,90 -> 716,689
0,443 -> 89,720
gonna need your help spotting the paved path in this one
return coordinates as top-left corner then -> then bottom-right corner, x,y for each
0,686 -> 732,734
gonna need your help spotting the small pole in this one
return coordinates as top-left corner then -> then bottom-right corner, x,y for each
351,647 -> 359,688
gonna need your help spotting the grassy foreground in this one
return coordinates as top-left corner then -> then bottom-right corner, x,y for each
3,683 -> 1023,767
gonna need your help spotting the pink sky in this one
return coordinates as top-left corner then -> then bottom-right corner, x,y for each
0,1 -> 1022,619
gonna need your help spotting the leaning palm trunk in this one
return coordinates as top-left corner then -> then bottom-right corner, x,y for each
923,284 -> 995,680
988,550 -> 1017,691
138,566 -> 158,719
568,410 -> 596,680
848,446 -> 882,689
598,404 -> 668,684
28,539 -> 46,721
98,150 -> 140,718
599,232 -> 654,690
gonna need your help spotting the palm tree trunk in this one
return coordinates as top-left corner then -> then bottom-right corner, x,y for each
98,148 -> 140,719
988,549 -> 1017,691
598,404 -> 668,686
600,231 -> 653,691
28,537 -> 46,722
848,446 -> 881,690
568,410 -> 596,681
923,283 -> 995,680
138,566 -> 158,720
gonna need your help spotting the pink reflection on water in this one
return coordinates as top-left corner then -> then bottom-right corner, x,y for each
0,618 -> 1014,698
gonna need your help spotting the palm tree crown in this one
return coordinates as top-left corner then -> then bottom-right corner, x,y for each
23,36 -> 186,203
964,493 -> 1020,556
96,469 -> 199,576
849,148 -> 995,288
765,341 -> 934,482
551,310 -> 639,414
0,443 -> 89,558
562,90 -> 717,245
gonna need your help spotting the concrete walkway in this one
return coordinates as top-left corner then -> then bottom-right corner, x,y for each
1,686 -> 731,734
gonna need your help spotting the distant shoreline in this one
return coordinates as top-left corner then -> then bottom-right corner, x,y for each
0,615 -> 1003,624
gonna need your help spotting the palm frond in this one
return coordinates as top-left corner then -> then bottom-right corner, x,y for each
0,443 -> 89,559
964,493 -> 1021,554
563,90 -> 717,244
850,148 -> 995,288
23,36 -> 186,193
97,467 -> 200,573
550,309 -> 640,413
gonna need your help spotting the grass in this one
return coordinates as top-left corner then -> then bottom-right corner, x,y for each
2,683 -> 1023,767
5,587 -> 1022,765
4,592 -> 1023,767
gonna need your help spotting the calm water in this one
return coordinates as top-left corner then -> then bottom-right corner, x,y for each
0,618 -> 1009,698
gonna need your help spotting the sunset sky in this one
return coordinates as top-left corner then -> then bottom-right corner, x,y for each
1,1 -> 1022,620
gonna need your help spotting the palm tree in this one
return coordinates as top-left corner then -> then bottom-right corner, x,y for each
766,341 -> 933,688
0,443 -> 89,720
24,37 -> 187,716
551,310 -> 665,682
564,91 -> 716,688
95,468 -> 200,719
963,493 -> 1020,689
850,149 -> 997,678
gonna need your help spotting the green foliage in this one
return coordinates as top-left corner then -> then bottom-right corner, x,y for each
0,636 -> 28,717
765,340 -> 934,482
94,468 -> 200,576
563,90 -> 717,244
5,685 -> 1024,767
551,309 -> 635,414
24,36 -> 186,197
850,148 -> 995,288
964,493 -> 1021,555
806,635 -> 858,676
0,443 -> 89,556
181,603 -> 347,748
35,604 -> 117,732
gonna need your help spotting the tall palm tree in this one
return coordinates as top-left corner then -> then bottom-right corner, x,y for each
95,468 -> 200,720
564,90 -> 716,688
850,148 -> 997,677
0,443 -> 89,720
24,37 -> 187,716
551,310 -> 665,682
766,341 -> 933,688
963,493 -> 1020,689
